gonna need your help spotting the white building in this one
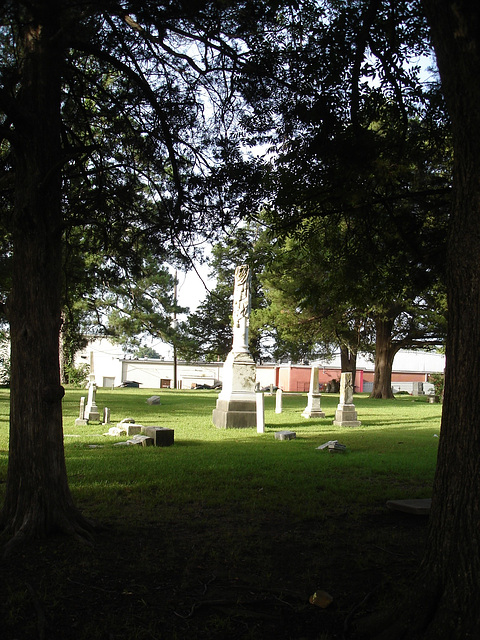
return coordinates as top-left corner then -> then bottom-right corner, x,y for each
75,338 -> 445,393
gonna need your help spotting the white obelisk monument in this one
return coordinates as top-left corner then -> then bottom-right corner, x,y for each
212,265 -> 257,428
85,351 -> 101,422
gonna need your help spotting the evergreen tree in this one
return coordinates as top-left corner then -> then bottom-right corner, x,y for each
0,0 -> 261,547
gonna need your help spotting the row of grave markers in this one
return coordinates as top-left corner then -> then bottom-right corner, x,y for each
74,365 -> 359,434
256,369 -> 361,434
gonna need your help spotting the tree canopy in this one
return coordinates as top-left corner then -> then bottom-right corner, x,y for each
0,0 -> 265,547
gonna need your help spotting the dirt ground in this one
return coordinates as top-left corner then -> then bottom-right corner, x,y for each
0,507 -> 428,640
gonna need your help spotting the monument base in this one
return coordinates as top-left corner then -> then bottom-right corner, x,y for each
213,349 -> 257,429
302,393 -> 326,419
212,397 -> 257,428
333,403 -> 361,427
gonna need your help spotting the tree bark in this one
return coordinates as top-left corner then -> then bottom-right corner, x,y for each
370,316 -> 399,399
0,4 -> 94,549
364,2 -> 480,637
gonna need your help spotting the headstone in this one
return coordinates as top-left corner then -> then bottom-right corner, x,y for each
111,423 -> 143,436
75,396 -> 88,426
333,372 -> 361,426
108,426 -> 124,436
412,382 -> 424,396
141,426 -> 174,446
102,407 -> 110,425
274,430 -> 296,440
275,388 -> 283,414
146,395 -> 161,405
316,440 -> 346,451
302,367 -> 326,418
256,391 -> 265,433
212,265 -> 257,428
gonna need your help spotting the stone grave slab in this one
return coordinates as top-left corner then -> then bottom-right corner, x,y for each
274,430 -> 296,441
127,434 -> 154,447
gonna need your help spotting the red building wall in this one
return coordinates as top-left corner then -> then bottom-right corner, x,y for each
277,365 -> 364,392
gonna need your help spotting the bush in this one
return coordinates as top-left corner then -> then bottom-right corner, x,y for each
429,373 -> 444,399
64,363 -> 90,387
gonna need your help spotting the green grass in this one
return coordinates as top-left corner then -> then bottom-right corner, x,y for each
0,388 -> 441,522
0,388 -> 443,640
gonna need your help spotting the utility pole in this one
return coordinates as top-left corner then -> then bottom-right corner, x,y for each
172,270 -> 178,389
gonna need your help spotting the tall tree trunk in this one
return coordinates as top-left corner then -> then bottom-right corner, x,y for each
366,2 -> 480,638
340,344 -> 357,392
370,316 -> 399,399
0,4 -> 93,549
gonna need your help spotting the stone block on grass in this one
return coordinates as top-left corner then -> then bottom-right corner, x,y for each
127,435 -> 155,447
274,430 -> 296,441
141,426 -> 174,446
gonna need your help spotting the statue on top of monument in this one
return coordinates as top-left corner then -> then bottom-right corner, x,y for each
232,264 -> 251,353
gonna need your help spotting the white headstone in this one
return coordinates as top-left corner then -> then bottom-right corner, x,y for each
256,391 -> 265,433
333,372 -> 361,427
302,366 -> 325,418
275,388 -> 283,413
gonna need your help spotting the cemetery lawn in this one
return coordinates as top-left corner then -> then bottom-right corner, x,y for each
0,388 -> 441,639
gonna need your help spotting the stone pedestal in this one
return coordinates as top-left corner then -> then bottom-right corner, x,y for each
212,351 -> 256,428
333,372 -> 361,426
333,404 -> 361,426
302,366 -> 325,418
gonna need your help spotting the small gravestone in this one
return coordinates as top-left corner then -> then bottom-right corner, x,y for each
141,426 -> 174,446
111,423 -> 143,436
124,423 -> 143,435
108,426 -> 124,437
275,388 -> 283,414
275,430 -> 296,440
75,396 -> 88,426
146,396 -> 161,405
127,434 -> 154,447
256,391 -> 265,433
103,407 -> 111,425
316,440 -> 346,452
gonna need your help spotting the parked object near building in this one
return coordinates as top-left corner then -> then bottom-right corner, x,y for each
75,339 -> 445,394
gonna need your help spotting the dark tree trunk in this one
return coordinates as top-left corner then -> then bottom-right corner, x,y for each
0,4 -> 93,549
340,344 -> 357,392
364,2 -> 480,638
370,316 -> 399,399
